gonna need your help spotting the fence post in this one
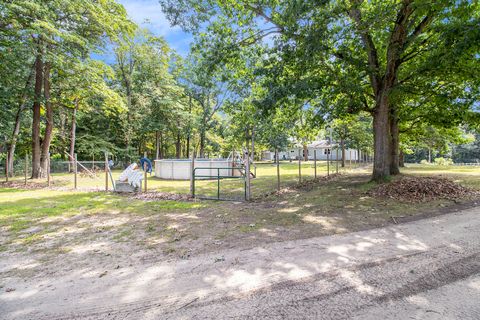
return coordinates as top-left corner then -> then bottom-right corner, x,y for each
276,149 -> 280,191
298,149 -> 302,183
5,151 -> 9,182
327,148 -> 330,176
336,148 -> 339,174
245,150 -> 251,201
104,152 -> 108,192
190,151 -> 195,197
143,152 -> 147,193
47,152 -> 51,187
314,149 -> 317,179
217,168 -> 220,200
25,153 -> 28,185
74,153 -> 78,190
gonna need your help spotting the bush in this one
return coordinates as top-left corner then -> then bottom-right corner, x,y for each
434,157 -> 453,166
420,159 -> 430,165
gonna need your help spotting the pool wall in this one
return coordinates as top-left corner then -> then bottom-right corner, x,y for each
154,159 -> 241,180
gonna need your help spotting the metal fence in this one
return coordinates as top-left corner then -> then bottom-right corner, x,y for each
1,152 -> 371,200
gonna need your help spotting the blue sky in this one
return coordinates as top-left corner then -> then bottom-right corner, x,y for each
118,0 -> 193,55
95,0 -> 193,63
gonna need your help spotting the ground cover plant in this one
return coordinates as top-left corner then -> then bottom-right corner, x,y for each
1,164 -> 479,282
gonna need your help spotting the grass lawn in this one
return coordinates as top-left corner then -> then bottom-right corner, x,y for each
0,163 -> 479,278
2,160 -> 350,198
0,163 -> 480,282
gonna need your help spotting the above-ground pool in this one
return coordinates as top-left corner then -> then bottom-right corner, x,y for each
154,159 -> 242,180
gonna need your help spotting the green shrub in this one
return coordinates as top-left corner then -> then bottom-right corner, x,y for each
434,157 -> 453,166
420,159 -> 430,165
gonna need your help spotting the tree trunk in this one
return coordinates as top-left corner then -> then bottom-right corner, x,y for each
40,61 -> 53,176
372,93 -> 391,182
69,99 -> 78,171
7,64 -> 35,177
251,125 -> 255,161
31,50 -> 43,179
159,132 -> 164,159
199,128 -> 206,158
303,144 -> 308,161
155,130 -> 160,159
389,107 -> 400,175
399,150 -> 405,167
341,139 -> 346,168
175,133 -> 181,158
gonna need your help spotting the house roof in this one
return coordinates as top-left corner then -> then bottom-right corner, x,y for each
308,140 -> 337,148
291,140 -> 337,148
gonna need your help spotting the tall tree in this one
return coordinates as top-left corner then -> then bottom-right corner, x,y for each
159,0 -> 480,181
1,0 -> 133,177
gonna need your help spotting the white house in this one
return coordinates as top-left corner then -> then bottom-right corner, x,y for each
261,140 -> 361,161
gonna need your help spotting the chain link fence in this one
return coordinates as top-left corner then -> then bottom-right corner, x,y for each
1,152 -> 372,200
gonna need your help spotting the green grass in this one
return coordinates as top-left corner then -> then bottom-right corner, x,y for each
401,164 -> 480,189
0,189 -> 203,235
0,163 -> 478,260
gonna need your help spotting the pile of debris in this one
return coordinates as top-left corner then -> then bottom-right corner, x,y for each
259,173 -> 342,198
128,191 -> 193,202
367,176 -> 478,202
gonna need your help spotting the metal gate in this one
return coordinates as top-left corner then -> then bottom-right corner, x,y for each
192,167 -> 247,201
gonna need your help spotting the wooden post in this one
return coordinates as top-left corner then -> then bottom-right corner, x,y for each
74,153 -> 78,190
104,152 -> 108,191
327,148 -> 330,176
276,149 -> 280,191
143,152 -> 147,193
5,151 -> 9,182
25,153 -> 28,185
298,149 -> 302,183
314,149 -> 317,179
47,152 -> 51,187
190,150 -> 195,197
336,148 -> 339,174
245,150 -> 251,201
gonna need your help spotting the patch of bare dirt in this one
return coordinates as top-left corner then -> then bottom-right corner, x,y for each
0,180 -> 52,190
128,191 -> 193,201
258,174 -> 342,199
367,176 -> 479,203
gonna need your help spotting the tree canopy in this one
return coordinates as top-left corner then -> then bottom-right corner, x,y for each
1,0 -> 479,179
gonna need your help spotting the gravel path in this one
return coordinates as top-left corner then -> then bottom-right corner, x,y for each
1,207 -> 479,319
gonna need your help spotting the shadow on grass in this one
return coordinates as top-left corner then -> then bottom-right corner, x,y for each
0,191 -> 203,234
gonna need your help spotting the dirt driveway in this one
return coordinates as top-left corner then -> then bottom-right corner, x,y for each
1,206 -> 479,319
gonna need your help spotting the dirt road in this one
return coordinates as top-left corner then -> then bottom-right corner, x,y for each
1,207 -> 479,319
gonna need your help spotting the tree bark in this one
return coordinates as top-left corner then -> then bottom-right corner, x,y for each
341,138 -> 346,168
159,132 -> 164,159
155,130 -> 160,159
7,64 -> 35,176
199,128 -> 206,158
40,61 -> 53,176
175,133 -> 181,158
31,50 -> 43,179
69,99 -> 78,171
389,107 -> 400,175
251,125 -> 255,161
372,92 -> 391,182
399,150 -> 405,167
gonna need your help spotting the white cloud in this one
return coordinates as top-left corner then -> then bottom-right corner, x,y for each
118,0 -> 181,36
